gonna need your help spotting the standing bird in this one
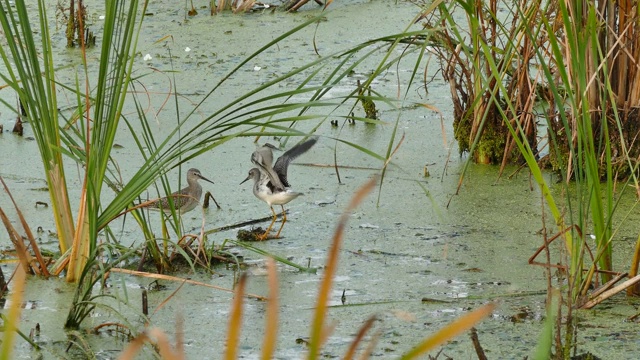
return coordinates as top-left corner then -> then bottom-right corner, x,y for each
242,137 -> 318,239
151,168 -> 214,214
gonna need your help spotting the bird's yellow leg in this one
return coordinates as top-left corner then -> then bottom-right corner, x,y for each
275,205 -> 287,238
259,206 -> 278,240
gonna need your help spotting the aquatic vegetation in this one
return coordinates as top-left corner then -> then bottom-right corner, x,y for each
357,80 -> 379,120
426,0 -> 640,358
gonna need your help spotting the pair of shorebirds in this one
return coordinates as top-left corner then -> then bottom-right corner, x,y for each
150,137 -> 318,240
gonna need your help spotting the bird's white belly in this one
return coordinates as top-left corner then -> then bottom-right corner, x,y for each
256,185 -> 302,206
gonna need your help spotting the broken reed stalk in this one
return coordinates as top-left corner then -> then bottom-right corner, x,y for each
142,289 -> 148,316
470,327 -> 488,360
581,275 -> 640,309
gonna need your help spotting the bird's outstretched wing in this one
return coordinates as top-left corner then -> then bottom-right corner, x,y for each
273,136 -> 318,187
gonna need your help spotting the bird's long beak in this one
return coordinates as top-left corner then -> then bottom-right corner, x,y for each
197,174 -> 215,185
240,175 -> 251,185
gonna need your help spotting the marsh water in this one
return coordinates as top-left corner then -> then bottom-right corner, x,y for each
1,1 -> 640,359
